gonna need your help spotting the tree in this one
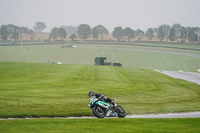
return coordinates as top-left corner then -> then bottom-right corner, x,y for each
29,29 -> 35,41
7,24 -> 19,41
146,28 -> 154,42
92,25 -> 108,40
169,28 -> 175,42
180,27 -> 189,43
158,25 -> 165,42
70,34 -> 77,41
188,27 -> 198,43
16,26 -> 30,46
196,27 -> 200,44
50,27 -> 58,40
0,24 -> 28,43
92,27 -> 98,40
172,23 -> 182,42
123,27 -> 135,42
96,25 -> 108,40
163,25 -> 170,42
157,24 -> 170,42
33,21 -> 47,32
153,28 -> 158,41
0,25 -> 9,41
58,28 -> 67,40
136,29 -> 144,41
49,27 -> 67,40
77,24 -> 91,41
112,27 -> 123,42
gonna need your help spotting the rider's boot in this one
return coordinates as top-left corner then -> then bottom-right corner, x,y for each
106,106 -> 112,116
106,109 -> 112,116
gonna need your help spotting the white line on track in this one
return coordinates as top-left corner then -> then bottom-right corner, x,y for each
0,112 -> 200,120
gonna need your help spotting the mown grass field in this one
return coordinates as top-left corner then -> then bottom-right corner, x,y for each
0,43 -> 200,132
0,61 -> 200,118
0,43 -> 200,71
1,118 -> 200,133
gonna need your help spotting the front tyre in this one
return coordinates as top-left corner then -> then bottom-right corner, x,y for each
116,105 -> 126,118
92,106 -> 105,118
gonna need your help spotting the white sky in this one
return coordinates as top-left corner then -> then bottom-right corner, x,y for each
0,0 -> 200,32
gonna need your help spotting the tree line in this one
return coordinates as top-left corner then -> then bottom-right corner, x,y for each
0,22 -> 200,44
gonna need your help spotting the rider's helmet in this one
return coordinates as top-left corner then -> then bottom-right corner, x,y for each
88,91 -> 95,98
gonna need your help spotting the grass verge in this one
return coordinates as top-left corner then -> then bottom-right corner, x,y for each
0,118 -> 200,133
0,61 -> 200,118
0,43 -> 200,71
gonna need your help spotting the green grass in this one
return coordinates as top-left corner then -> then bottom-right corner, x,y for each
0,43 -> 200,71
0,118 -> 200,133
0,43 -> 199,132
0,61 -> 200,118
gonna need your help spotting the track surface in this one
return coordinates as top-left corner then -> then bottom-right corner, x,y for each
126,112 -> 200,118
155,70 -> 200,85
0,111 -> 200,120
63,111 -> 200,118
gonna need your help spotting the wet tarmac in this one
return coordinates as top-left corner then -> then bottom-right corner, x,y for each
155,70 -> 200,85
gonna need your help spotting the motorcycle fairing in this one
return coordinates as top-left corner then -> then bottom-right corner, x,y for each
88,97 -> 110,109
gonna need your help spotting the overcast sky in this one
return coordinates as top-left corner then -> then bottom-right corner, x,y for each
0,0 -> 200,32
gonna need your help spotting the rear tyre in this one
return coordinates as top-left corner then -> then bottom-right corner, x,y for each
116,105 -> 126,118
92,106 -> 105,118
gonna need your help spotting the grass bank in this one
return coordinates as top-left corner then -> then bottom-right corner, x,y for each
0,118 -> 200,133
0,62 -> 200,118
0,43 -> 200,71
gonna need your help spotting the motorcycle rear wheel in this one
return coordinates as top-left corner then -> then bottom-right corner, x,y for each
92,106 -> 105,118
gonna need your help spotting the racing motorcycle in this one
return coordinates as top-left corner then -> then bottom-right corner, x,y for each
88,96 -> 126,118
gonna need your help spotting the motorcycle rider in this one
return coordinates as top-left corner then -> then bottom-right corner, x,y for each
88,91 -> 117,116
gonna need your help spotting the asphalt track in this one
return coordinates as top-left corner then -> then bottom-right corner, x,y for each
61,111 -> 200,118
155,70 -> 200,85
1,70 -> 200,120
0,111 -> 200,120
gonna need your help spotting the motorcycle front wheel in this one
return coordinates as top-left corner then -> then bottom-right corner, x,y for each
116,105 -> 126,118
92,106 -> 105,118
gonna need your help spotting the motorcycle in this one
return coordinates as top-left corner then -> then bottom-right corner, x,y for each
88,96 -> 126,118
